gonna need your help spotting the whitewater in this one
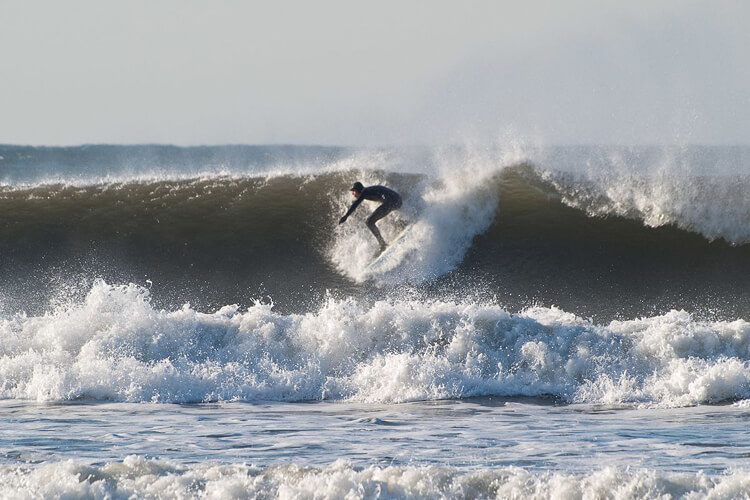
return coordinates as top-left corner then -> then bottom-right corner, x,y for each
2,144 -> 750,498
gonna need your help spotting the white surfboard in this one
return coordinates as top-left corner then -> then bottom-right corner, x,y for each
366,225 -> 412,270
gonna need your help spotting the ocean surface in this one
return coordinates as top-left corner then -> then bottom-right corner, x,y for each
1,143 -> 750,498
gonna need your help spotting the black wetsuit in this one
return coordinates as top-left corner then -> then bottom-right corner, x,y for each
341,185 -> 402,250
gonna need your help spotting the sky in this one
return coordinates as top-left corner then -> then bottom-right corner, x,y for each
1,0 -> 748,146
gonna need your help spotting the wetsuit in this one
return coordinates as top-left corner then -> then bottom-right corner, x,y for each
340,185 -> 402,250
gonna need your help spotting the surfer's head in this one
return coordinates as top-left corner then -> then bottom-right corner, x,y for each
350,181 -> 364,197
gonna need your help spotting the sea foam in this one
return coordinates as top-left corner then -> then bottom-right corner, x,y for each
1,456 -> 748,499
1,280 -> 749,406
330,144 -> 527,284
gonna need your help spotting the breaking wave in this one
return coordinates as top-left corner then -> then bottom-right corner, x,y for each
2,151 -> 750,318
2,280 -> 750,407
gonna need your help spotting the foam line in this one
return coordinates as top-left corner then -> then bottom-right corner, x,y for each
2,281 -> 749,406
1,457 -> 748,499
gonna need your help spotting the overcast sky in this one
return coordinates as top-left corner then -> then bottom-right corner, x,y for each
1,0 -> 748,146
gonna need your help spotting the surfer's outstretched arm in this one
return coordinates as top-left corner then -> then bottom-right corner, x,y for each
339,196 -> 363,224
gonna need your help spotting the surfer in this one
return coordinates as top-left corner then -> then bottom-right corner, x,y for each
339,182 -> 402,252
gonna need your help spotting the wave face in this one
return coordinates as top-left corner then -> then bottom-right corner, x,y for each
2,457 -> 749,499
2,280 -> 750,407
2,144 -> 750,319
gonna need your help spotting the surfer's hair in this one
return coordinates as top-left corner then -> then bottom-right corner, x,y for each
350,182 -> 364,193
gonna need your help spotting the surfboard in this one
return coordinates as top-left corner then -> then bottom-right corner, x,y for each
366,225 -> 412,270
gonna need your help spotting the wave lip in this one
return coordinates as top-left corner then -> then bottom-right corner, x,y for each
536,145 -> 750,245
2,281 -> 750,407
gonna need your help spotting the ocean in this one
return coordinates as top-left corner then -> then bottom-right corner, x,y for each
1,143 -> 750,498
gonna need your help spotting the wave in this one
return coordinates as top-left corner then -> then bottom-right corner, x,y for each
542,168 -> 750,246
2,456 -> 749,499
2,280 -> 750,406
3,144 -> 749,246
2,158 -> 750,318
0,144 -> 351,187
